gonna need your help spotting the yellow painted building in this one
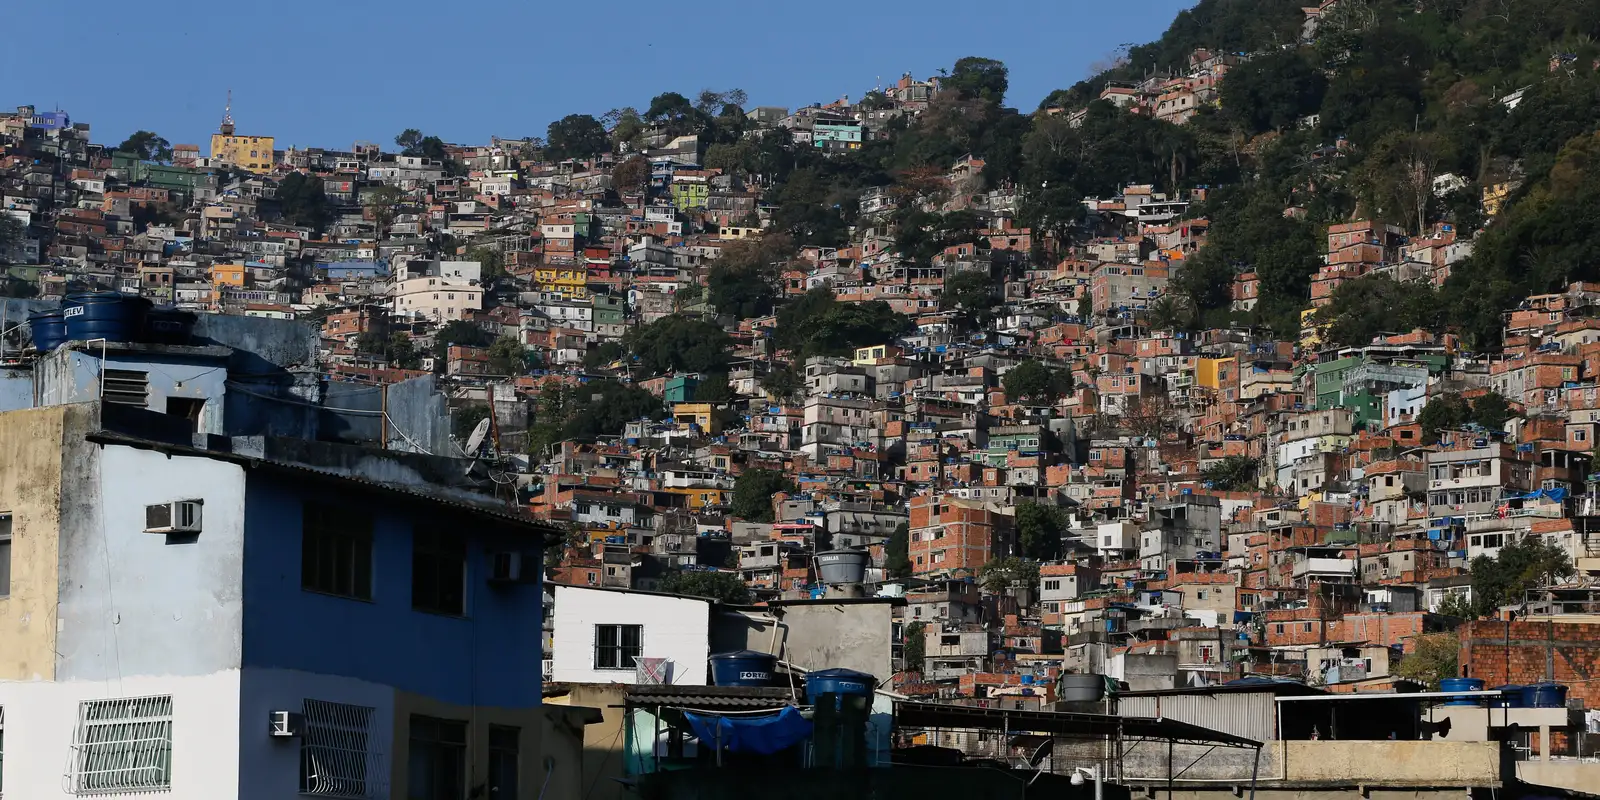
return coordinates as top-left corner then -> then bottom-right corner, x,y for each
663,486 -> 730,509
211,262 -> 248,288
209,132 -> 275,174
533,265 -> 588,298
1194,357 -> 1231,390
1482,182 -> 1515,217
671,402 -> 720,434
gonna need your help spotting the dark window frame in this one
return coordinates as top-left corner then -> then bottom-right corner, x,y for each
301,502 -> 374,600
413,528 -> 467,616
594,624 -> 642,671
408,715 -> 467,800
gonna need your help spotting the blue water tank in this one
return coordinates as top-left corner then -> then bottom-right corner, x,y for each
1440,677 -> 1485,705
709,651 -> 778,687
29,310 -> 66,351
142,306 -> 196,345
1491,685 -> 1526,708
63,292 -> 143,343
805,668 -> 876,706
1524,683 -> 1568,708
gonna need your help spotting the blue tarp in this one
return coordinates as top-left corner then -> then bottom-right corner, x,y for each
684,707 -> 813,755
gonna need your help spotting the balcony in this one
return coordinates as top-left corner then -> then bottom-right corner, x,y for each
1292,557 -> 1357,579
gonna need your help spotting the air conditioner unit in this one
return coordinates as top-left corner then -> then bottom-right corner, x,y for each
488,552 -> 530,584
269,710 -> 304,738
144,500 -> 203,533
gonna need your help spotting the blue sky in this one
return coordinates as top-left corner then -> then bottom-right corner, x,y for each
2,0 -> 1195,150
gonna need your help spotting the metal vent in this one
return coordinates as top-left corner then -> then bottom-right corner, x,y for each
102,369 -> 149,408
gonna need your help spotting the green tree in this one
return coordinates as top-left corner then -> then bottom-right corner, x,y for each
944,56 -> 1010,104
1202,456 -> 1259,491
903,620 -> 927,670
453,403 -> 491,442
885,522 -> 912,579
466,245 -> 506,282
625,315 -> 733,375
979,556 -> 1040,593
1145,294 -> 1194,332
545,114 -> 609,161
611,155 -> 651,197
396,129 -> 448,160
1471,391 -> 1514,432
773,288 -> 912,362
706,234 -> 792,319
387,332 -> 422,370
1219,50 -> 1326,134
488,336 -> 528,375
1004,360 -> 1065,403
276,172 -> 332,232
760,365 -> 803,400
1316,275 -> 1444,348
364,184 -> 405,238
0,214 -> 26,263
659,570 -> 751,605
940,270 -> 997,317
582,341 -> 626,371
1417,394 -> 1472,444
1076,290 -> 1093,322
116,130 -> 173,162
730,469 -> 794,522
692,374 -> 735,403
1392,632 -> 1459,689
1015,503 -> 1068,561
1468,536 -> 1575,615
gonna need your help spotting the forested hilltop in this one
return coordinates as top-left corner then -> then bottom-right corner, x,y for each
621,0 -> 1600,351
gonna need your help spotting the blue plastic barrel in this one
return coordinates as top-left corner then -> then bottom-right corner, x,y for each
63,292 -> 142,343
1440,677 -> 1485,705
1524,683 -> 1567,708
29,310 -> 66,351
142,306 -> 196,345
1492,686 -> 1526,708
709,651 -> 777,687
805,668 -> 876,706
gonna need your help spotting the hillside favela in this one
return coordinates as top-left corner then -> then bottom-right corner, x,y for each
6,0 -> 1600,798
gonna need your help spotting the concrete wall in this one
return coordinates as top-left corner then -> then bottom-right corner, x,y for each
773,601 -> 895,680
236,666 -> 396,800
37,348 -> 231,434
55,440 -> 248,681
0,366 -> 34,411
0,404 -> 73,680
240,472 -> 546,708
1281,741 -> 1500,785
546,684 -> 630,800
0,670 -> 243,799
550,586 -> 711,686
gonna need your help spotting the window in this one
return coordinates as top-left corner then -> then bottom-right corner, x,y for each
594,624 -> 642,670
1043,580 -> 1061,591
301,699 -> 381,798
102,369 -> 149,407
0,514 -> 10,598
487,726 -> 519,799
408,716 -> 466,800
68,695 -> 173,794
1274,624 -> 1285,635
302,503 -> 373,600
413,529 -> 466,616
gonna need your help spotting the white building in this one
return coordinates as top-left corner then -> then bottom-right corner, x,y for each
549,586 -> 712,686
391,276 -> 483,322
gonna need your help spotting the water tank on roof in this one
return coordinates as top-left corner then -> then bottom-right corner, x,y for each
805,668 -> 875,706
29,310 -> 66,351
64,292 -> 147,343
1059,673 -> 1106,702
142,306 -> 196,345
1440,677 -> 1485,705
1524,683 -> 1567,708
710,651 -> 778,687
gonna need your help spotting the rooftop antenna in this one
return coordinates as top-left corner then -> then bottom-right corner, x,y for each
220,89 -> 235,136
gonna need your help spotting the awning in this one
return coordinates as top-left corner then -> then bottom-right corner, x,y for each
894,701 -> 1260,748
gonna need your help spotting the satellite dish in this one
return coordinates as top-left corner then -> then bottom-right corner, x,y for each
464,417 -> 491,456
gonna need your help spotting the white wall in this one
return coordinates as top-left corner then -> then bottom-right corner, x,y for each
0,671 -> 242,799
550,587 -> 711,686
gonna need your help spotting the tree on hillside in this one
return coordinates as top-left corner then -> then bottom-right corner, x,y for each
1467,536 -> 1574,616
1145,294 -> 1195,331
1471,391 -> 1514,432
659,570 -> 751,605
903,620 -> 927,669
1417,393 -> 1472,443
885,523 -> 912,579
731,469 -> 794,522
611,155 -> 651,198
944,56 -> 1010,104
546,114 -> 609,161
116,130 -> 173,163
940,270 -> 998,318
1316,275 -> 1444,348
625,315 -> 732,375
1219,50 -> 1326,133
1202,456 -> 1259,491
1015,503 -> 1068,562
1392,632 -> 1459,689
395,129 -> 448,160
1004,360 -> 1066,403
706,233 -> 793,318
488,336 -> 529,375
466,245 -> 506,282
979,556 -> 1040,593
0,214 -> 25,263
364,184 -> 405,238
276,172 -> 332,232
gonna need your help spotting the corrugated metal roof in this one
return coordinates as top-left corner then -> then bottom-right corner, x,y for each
625,685 -> 796,709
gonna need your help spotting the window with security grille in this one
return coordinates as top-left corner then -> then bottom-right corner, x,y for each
594,624 -> 642,670
300,699 -> 384,798
67,695 -> 173,795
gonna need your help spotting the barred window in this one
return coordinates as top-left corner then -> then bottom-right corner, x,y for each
594,624 -> 642,671
301,700 -> 385,798
67,695 -> 173,795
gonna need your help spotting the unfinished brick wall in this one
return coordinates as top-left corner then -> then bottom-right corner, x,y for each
1459,619 -> 1600,710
